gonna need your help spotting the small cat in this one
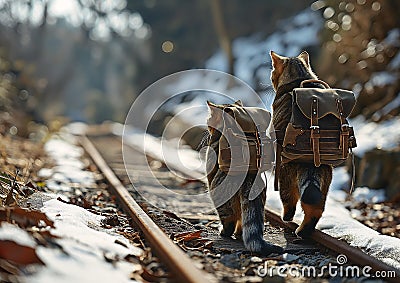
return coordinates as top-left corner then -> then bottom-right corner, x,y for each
270,50 -> 333,238
205,100 -> 283,255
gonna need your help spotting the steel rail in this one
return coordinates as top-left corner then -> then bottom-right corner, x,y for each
80,136 -> 215,283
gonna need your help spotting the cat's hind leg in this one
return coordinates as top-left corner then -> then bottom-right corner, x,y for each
241,181 -> 283,255
216,199 -> 237,237
295,165 -> 332,238
278,164 -> 300,222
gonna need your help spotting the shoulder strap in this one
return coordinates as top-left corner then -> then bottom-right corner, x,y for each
310,98 -> 321,167
274,144 -> 282,191
349,149 -> 355,194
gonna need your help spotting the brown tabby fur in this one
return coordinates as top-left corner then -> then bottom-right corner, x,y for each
270,51 -> 333,238
205,101 -> 283,255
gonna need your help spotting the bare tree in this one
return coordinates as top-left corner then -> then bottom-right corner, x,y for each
210,0 -> 234,75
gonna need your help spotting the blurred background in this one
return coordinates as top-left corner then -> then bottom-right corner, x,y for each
0,0 -> 398,134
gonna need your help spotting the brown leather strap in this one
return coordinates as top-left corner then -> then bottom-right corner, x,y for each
275,130 -> 285,145
349,149 -> 355,194
336,99 -> 350,158
310,98 -> 321,167
255,127 -> 262,169
311,128 -> 321,167
274,144 -> 281,191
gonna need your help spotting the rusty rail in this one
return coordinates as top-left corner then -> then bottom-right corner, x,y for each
80,136 -> 214,283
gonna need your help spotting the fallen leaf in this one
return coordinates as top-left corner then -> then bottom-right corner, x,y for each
101,215 -> 120,227
140,266 -> 170,282
0,258 -> 21,275
0,207 -> 54,228
0,240 -> 43,265
25,182 -> 36,190
4,189 -> 16,206
173,230 -> 203,242
182,240 -> 213,251
57,196 -> 93,209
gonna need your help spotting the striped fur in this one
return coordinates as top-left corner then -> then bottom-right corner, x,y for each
205,102 -> 283,255
270,51 -> 333,238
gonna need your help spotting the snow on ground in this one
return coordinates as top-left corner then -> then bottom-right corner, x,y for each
19,132 -> 143,283
38,135 -> 95,191
350,116 -> 400,157
32,198 -> 142,283
0,222 -> 37,248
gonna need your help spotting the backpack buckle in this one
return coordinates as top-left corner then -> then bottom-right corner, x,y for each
310,125 -> 320,133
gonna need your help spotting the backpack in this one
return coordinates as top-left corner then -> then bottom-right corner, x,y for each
275,79 -> 357,188
218,105 -> 274,175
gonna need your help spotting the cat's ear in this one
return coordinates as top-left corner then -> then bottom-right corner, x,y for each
298,51 -> 310,67
207,100 -> 218,108
234,100 -> 243,106
207,101 -> 224,111
270,51 -> 285,72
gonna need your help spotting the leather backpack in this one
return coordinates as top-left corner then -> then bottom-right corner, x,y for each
218,105 -> 274,175
274,79 -> 357,191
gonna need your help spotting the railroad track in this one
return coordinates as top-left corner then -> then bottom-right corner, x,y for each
80,128 -> 400,283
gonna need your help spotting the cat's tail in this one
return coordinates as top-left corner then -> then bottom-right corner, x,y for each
298,165 -> 325,205
241,189 -> 283,255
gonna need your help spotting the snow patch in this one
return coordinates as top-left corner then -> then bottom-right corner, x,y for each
29,198 -> 141,283
365,72 -> 397,88
38,136 -> 95,190
31,132 -> 143,282
389,52 -> 400,70
372,93 -> 400,120
0,222 -> 37,248
350,116 -> 400,156
352,187 -> 386,203
41,199 -> 142,257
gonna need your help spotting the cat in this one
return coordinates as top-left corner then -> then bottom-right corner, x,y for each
270,50 -> 333,238
205,100 -> 283,255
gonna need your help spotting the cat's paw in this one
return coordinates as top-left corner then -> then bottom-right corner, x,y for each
295,217 -> 319,238
260,243 -> 284,255
220,221 -> 235,237
233,232 -> 243,241
220,228 -> 233,238
282,206 -> 296,222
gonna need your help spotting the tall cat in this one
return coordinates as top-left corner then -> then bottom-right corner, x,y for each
270,51 -> 333,238
205,100 -> 283,255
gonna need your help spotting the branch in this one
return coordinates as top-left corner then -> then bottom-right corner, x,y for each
210,0 -> 234,75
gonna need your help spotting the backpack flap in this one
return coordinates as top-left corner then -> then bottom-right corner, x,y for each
224,106 -> 271,133
218,106 -> 273,174
293,88 -> 356,119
